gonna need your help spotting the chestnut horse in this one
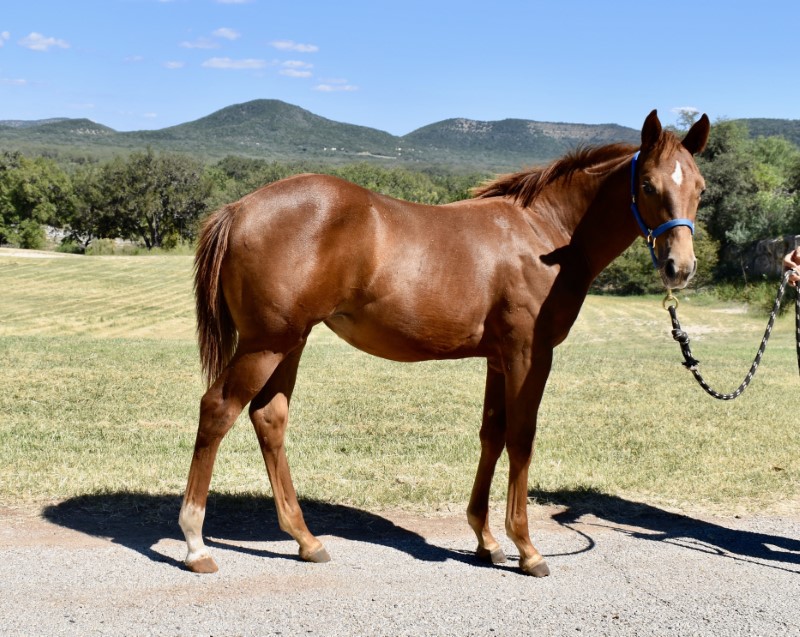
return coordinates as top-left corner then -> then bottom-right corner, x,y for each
179,110 -> 710,577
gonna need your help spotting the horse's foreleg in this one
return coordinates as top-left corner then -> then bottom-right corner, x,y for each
503,349 -> 552,577
466,366 -> 507,564
179,349 -> 283,573
249,347 -> 330,564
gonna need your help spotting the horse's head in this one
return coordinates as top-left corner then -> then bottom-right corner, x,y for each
633,109 -> 710,289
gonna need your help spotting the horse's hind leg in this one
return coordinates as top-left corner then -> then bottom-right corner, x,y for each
466,366 -> 508,564
179,348 -> 284,573
249,345 -> 330,563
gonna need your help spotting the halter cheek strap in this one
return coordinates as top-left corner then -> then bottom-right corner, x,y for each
630,151 -> 695,268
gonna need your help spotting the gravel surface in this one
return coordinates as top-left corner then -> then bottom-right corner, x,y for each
2,496 -> 799,637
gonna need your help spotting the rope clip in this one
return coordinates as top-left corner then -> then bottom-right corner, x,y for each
662,290 -> 679,311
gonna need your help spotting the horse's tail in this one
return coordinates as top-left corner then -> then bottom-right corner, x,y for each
194,203 -> 238,388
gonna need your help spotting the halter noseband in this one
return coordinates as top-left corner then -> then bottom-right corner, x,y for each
630,150 -> 695,268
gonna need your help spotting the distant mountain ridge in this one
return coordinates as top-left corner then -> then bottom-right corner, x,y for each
0,117 -> 70,129
1,99 -> 797,171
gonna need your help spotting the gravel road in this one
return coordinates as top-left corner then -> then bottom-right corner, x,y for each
2,494 -> 799,637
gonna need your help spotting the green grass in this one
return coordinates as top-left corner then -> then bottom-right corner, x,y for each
2,252 -> 799,515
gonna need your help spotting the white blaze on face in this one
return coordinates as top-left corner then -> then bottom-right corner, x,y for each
671,160 -> 684,186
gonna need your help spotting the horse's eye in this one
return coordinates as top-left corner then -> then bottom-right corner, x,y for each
642,181 -> 656,195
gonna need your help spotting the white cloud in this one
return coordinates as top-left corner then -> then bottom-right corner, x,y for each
270,40 -> 319,53
124,55 -> 145,63
279,60 -> 312,78
1,77 -> 28,86
280,69 -> 312,78
164,61 -> 185,69
181,37 -> 219,49
213,27 -> 240,40
19,32 -> 70,52
202,57 -> 267,70
314,83 -> 358,92
0,32 -> 10,47
183,28 -> 240,48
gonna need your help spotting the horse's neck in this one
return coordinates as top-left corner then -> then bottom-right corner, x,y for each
564,159 -> 640,281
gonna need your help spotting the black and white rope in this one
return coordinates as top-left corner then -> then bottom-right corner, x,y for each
667,269 -> 800,400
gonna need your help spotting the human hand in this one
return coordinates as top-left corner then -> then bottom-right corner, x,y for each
783,248 -> 800,286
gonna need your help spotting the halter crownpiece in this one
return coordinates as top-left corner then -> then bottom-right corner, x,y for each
630,151 -> 695,268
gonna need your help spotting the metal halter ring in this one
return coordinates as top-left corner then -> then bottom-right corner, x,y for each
662,290 -> 679,310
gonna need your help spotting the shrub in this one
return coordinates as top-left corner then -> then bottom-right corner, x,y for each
17,220 -> 46,250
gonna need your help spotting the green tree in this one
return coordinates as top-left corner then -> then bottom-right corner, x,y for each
673,107 -> 701,132
696,121 -> 761,276
66,164 -> 115,249
99,149 -> 211,249
333,163 -> 484,204
697,121 -> 800,278
0,151 -> 74,248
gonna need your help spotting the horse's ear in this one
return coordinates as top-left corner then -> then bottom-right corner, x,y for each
682,114 -> 710,155
641,109 -> 662,150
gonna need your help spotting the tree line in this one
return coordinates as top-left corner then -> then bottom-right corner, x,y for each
0,148 -> 480,252
2,120 -> 799,290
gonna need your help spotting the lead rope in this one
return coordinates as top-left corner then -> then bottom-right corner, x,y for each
665,269 -> 800,400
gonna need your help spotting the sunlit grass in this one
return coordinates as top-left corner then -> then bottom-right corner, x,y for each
1,252 -> 799,515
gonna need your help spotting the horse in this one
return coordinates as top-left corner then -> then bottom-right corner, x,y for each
179,109 -> 710,577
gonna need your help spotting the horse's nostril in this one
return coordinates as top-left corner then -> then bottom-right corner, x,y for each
665,258 -> 678,280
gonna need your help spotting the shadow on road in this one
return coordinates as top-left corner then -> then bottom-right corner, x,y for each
42,489 -> 800,574
42,492 -> 488,572
533,488 -> 800,572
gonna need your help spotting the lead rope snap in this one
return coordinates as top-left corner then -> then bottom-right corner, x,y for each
662,290 -> 678,310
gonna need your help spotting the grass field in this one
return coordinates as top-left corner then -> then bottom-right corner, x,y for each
2,250 -> 799,516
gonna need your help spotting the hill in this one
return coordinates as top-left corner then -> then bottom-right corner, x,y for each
0,118 -> 70,129
734,118 -> 800,147
0,99 -> 641,170
403,117 -> 640,166
1,99 -> 797,170
131,100 -> 401,160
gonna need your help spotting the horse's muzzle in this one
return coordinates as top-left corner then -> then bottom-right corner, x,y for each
661,257 -> 697,289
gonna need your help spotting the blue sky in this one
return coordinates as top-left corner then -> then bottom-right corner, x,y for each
1,0 -> 798,136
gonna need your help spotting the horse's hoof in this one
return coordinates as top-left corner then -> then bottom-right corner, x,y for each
520,556 -> 550,577
185,554 -> 219,574
300,546 -> 331,563
476,545 -> 507,564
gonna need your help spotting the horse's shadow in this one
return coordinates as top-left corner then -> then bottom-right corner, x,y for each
533,488 -> 800,572
41,493 -> 479,571
42,490 -> 800,574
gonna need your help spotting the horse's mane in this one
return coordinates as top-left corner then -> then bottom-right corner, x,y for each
472,142 -> 639,208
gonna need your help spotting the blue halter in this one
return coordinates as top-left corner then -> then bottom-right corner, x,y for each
630,151 -> 695,268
